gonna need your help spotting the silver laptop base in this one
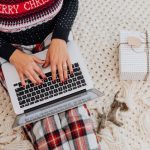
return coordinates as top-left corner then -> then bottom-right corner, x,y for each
13,88 -> 104,128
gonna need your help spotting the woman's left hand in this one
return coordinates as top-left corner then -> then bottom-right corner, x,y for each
43,39 -> 73,83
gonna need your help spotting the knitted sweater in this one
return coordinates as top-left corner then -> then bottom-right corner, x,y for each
0,0 -> 78,61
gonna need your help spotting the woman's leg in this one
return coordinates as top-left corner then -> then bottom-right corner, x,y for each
23,114 -> 71,150
23,105 -> 100,150
59,104 -> 100,150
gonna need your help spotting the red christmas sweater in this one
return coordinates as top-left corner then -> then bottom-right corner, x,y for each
0,0 -> 78,61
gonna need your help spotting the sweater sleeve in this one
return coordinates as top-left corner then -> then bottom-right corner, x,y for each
0,36 -> 17,61
52,0 -> 78,42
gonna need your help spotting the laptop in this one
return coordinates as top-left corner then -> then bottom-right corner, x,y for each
1,40 -> 104,127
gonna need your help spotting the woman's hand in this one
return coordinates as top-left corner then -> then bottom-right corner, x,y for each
9,49 -> 46,87
43,39 -> 73,83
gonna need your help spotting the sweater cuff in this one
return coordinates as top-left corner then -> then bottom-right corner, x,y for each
52,27 -> 70,43
0,43 -> 17,61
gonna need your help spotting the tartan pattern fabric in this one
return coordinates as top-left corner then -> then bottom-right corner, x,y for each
23,105 -> 100,150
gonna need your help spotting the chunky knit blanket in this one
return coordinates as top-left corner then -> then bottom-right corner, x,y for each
0,0 -> 150,149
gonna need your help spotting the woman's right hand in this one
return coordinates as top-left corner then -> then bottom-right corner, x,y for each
9,49 -> 47,87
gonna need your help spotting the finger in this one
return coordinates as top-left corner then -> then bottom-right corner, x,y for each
29,69 -> 43,84
33,56 -> 45,64
67,58 -> 73,74
25,71 -> 37,84
19,72 -> 26,87
43,54 -> 50,68
33,64 -> 47,79
62,62 -> 68,81
51,63 -> 57,81
58,63 -> 64,82
43,59 -> 49,68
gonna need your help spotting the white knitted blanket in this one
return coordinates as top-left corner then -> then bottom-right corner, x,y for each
0,0 -> 150,149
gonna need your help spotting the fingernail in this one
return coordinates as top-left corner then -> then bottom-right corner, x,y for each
22,85 -> 26,88
42,64 -> 46,68
52,80 -> 56,83
61,80 -> 64,84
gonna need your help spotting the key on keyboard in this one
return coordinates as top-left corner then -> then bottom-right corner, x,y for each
14,63 -> 87,108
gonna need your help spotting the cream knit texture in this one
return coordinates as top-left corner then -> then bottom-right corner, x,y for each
0,0 -> 150,149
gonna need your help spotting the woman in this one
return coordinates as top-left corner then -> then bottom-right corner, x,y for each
0,0 -> 100,149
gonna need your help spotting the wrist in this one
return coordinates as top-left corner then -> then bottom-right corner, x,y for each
51,38 -> 66,44
9,49 -> 23,64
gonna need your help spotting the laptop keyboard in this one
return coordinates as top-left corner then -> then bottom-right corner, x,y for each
13,63 -> 87,108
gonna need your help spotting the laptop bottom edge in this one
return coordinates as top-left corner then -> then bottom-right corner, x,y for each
13,88 -> 104,128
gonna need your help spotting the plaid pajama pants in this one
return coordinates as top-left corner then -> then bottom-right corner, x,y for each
23,104 -> 100,150
0,33 -> 100,150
